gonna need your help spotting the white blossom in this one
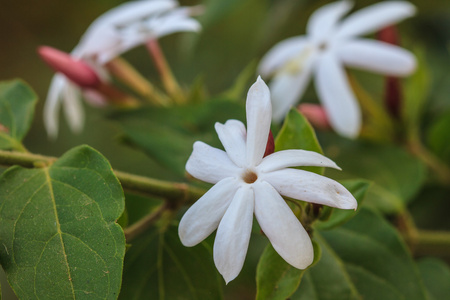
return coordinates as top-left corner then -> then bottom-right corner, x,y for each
259,0 -> 416,138
178,77 -> 357,283
44,0 -> 201,138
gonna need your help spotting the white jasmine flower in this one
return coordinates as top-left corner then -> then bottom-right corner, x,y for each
43,0 -> 202,138
73,0 -> 202,64
259,0 -> 416,138
178,77 -> 357,283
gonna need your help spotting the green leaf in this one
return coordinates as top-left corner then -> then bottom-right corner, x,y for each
294,208 -> 428,300
293,234 -> 360,300
417,258 -> 450,300
120,226 -> 223,300
255,240 -> 321,300
427,111 -> 450,165
0,145 -> 125,299
275,109 -> 324,174
314,180 -> 370,230
0,80 -> 37,151
111,99 -> 245,176
322,137 -> 426,214
403,47 -> 430,136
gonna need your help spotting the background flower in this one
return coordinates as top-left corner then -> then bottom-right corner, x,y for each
259,0 -> 416,138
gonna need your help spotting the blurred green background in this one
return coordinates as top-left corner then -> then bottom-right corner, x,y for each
0,0 -> 449,299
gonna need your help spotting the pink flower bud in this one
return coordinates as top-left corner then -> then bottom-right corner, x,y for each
38,46 -> 101,88
298,104 -> 331,131
264,130 -> 274,157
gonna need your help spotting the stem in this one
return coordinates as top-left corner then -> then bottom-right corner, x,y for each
0,149 -> 205,204
407,136 -> 450,186
146,39 -> 185,104
397,211 -> 450,258
105,57 -> 170,106
410,230 -> 450,258
114,170 -> 204,204
124,203 -> 168,242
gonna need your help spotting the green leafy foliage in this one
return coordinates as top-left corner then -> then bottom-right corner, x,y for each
111,99 -> 245,176
0,145 -> 125,299
417,257 -> 450,300
120,226 -> 223,300
0,80 -> 37,151
427,112 -> 450,165
275,109 -> 324,174
403,47 -> 430,136
255,180 -> 369,299
322,137 -> 426,214
255,241 -> 321,300
293,208 -> 428,300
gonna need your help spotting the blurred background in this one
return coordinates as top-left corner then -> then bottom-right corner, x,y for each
0,0 -> 449,299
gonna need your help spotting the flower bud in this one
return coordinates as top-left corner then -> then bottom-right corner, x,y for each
298,104 -> 331,131
263,130 -> 274,157
38,46 -> 101,88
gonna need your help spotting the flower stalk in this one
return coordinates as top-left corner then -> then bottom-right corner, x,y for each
146,39 -> 185,104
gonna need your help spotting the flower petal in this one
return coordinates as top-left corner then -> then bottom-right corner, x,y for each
214,185 -> 254,284
270,53 -> 315,123
254,181 -> 313,269
150,8 -> 202,37
215,120 -> 247,167
307,0 -> 353,41
258,37 -> 309,77
246,77 -> 272,167
99,0 -> 176,27
338,39 -> 416,76
314,52 -> 361,138
179,177 -> 239,247
62,82 -> 84,134
336,1 -> 416,38
261,168 -> 357,209
186,141 -> 240,184
258,149 -> 341,173
43,74 -> 65,139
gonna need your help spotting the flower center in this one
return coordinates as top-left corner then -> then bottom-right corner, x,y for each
242,170 -> 258,184
318,42 -> 328,51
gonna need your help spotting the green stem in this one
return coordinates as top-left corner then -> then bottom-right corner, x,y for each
407,135 -> 450,186
124,203 -> 168,242
0,149 -> 205,204
397,211 -> 450,258
410,230 -> 450,258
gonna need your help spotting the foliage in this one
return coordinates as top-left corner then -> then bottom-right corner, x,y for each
0,0 -> 449,299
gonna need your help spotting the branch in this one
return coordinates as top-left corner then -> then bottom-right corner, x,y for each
0,149 -> 205,205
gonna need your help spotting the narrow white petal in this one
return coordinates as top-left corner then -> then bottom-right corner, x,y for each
43,75 -> 65,139
315,52 -> 361,138
258,149 -> 341,173
258,37 -> 309,77
338,39 -> 416,76
270,52 -> 317,123
336,1 -> 416,38
254,181 -> 313,269
214,185 -> 254,284
152,18 -> 201,37
246,77 -> 272,167
215,120 -> 247,168
62,83 -> 85,134
307,0 -> 353,41
186,141 -> 241,184
179,177 -> 240,247
96,0 -> 176,28
262,169 -> 357,209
